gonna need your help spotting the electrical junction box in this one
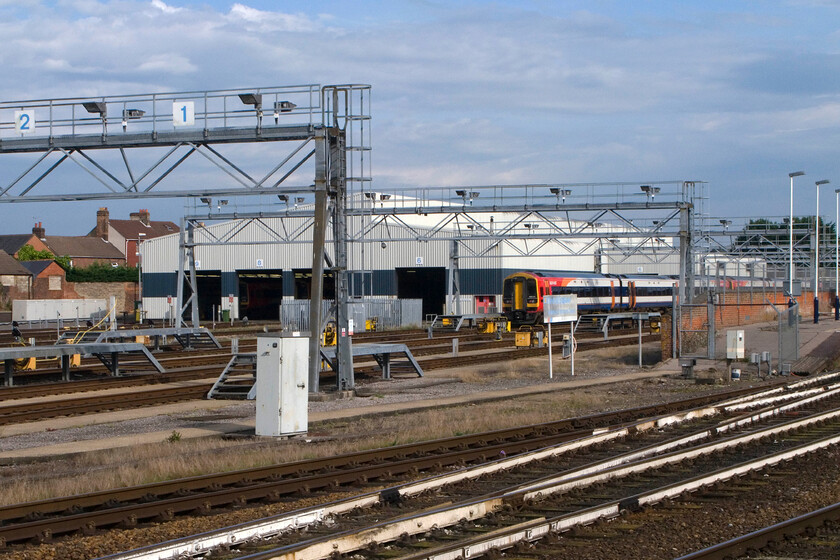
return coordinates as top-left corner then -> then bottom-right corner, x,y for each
726,330 -> 745,360
255,332 -> 309,437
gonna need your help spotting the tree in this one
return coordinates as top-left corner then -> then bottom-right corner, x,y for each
15,245 -> 71,269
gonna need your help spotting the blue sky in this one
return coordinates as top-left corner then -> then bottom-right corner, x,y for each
1,0 -> 839,235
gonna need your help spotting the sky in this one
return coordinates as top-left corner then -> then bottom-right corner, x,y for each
1,0 -> 839,235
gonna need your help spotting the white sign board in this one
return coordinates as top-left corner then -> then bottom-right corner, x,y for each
14,110 -> 35,134
173,101 -> 195,126
543,294 -> 577,323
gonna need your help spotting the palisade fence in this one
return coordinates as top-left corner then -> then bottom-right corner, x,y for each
678,296 -> 800,373
777,302 -> 799,374
279,298 -> 423,332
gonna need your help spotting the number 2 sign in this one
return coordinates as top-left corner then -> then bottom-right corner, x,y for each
14,110 -> 35,134
172,101 -> 195,127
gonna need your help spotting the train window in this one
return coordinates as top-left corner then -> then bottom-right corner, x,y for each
526,278 -> 537,303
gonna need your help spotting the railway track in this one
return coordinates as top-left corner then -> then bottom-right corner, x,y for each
98,372 -> 840,560
0,332 -> 658,425
678,501 -> 840,559
0,374 -> 833,552
0,330 -> 506,392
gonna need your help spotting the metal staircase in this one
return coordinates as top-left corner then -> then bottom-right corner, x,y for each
206,353 -> 258,399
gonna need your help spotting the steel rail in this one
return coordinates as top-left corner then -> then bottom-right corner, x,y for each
241,404 -> 840,560
0,380 -> 794,547
674,501 -> 840,560
93,377 -> 840,559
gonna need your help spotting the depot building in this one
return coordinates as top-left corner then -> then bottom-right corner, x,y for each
139,194 -> 678,322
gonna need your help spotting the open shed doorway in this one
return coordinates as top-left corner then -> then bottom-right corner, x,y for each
396,267 -> 446,317
238,270 -> 283,320
183,270 -> 221,321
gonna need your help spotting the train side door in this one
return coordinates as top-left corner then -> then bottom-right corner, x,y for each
609,280 -> 616,309
628,281 -> 637,309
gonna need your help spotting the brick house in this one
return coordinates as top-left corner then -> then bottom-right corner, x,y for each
26,222 -> 125,268
0,250 -> 33,302
89,208 -> 178,267
0,231 -> 48,258
19,260 -> 78,300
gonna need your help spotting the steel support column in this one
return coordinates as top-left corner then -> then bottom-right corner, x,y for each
330,130 -> 354,390
447,239 -> 461,315
308,127 -> 328,393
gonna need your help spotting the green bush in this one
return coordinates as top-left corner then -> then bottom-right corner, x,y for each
66,262 -> 139,283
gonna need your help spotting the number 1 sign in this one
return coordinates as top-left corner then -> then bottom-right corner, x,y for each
14,110 -> 35,134
172,101 -> 195,127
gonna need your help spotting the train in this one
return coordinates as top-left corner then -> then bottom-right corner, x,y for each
502,271 -> 677,326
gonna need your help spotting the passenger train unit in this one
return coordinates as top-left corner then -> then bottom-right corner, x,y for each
502,271 -> 677,326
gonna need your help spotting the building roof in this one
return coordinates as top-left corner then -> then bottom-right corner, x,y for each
42,236 -> 125,260
19,260 -> 57,277
0,250 -> 32,275
0,234 -> 34,256
108,219 -> 179,240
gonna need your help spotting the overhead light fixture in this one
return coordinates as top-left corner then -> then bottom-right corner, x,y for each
239,93 -> 263,125
364,192 -> 376,199
277,194 -> 289,203
200,197 -> 212,205
121,108 -> 145,131
455,190 -> 479,205
217,200 -> 228,211
238,93 -> 262,108
379,194 -> 391,201
82,101 -> 107,115
273,100 -> 296,123
295,197 -> 305,204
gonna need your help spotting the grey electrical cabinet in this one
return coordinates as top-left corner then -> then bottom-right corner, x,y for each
255,333 -> 309,437
726,330 -> 745,360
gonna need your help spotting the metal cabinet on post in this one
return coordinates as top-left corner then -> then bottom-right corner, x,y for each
255,332 -> 310,437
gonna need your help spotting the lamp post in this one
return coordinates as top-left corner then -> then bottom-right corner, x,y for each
789,171 -> 805,306
836,189 -> 840,320
815,179 -> 830,323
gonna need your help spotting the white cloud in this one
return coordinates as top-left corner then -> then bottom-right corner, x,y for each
151,0 -> 181,14
227,3 -> 321,32
0,1 -> 839,230
136,54 -> 197,74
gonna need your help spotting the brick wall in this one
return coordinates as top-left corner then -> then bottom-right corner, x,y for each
71,282 -> 138,313
660,289 -> 829,359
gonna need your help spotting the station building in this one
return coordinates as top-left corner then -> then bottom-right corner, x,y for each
140,194 -> 681,322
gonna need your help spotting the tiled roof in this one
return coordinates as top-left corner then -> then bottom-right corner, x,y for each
0,250 -> 31,275
42,237 -> 125,259
0,234 -> 34,256
19,260 -> 55,277
108,219 -> 179,239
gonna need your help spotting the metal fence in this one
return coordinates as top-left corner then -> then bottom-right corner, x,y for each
777,302 -> 799,374
279,298 -> 423,332
678,300 -> 714,359
678,297 -> 800,370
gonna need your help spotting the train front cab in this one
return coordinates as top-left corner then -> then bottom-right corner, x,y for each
503,274 -> 539,324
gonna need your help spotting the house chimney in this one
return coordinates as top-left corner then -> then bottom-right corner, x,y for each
131,209 -> 151,226
32,222 -> 45,239
96,207 -> 109,240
